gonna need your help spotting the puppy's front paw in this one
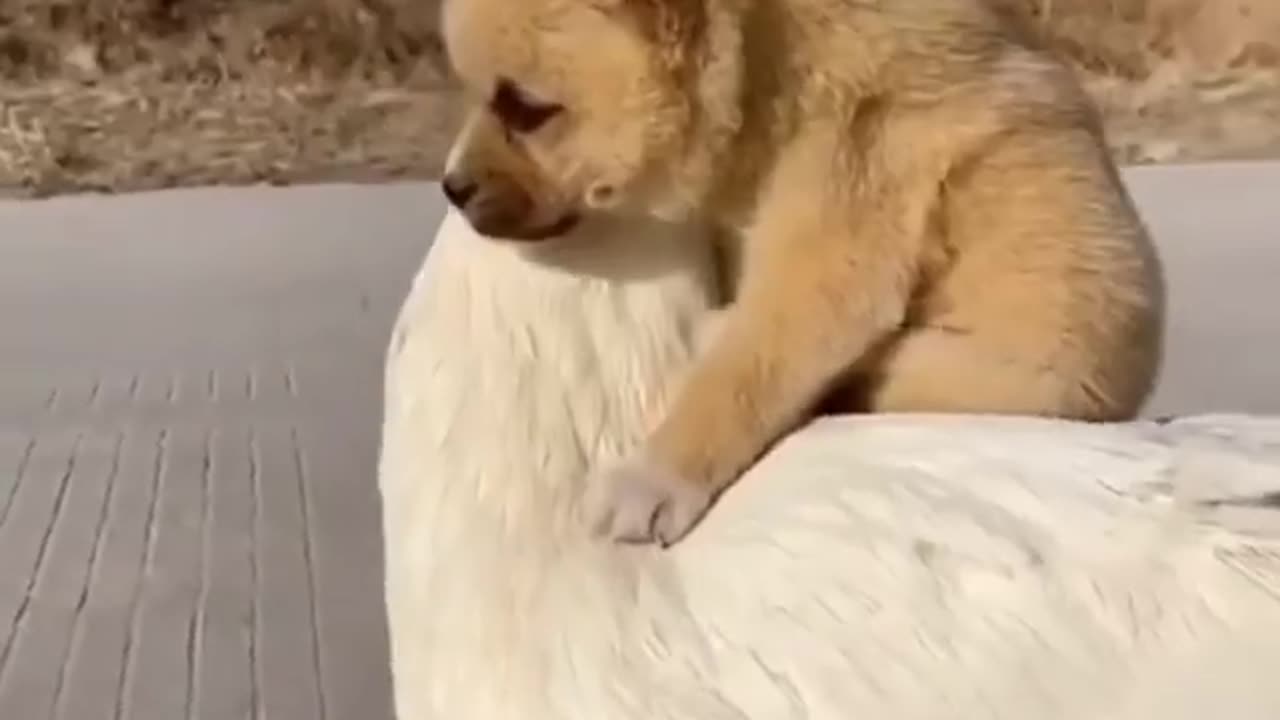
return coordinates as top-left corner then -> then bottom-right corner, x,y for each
586,455 -> 713,547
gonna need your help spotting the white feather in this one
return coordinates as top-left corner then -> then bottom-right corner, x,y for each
379,208 -> 1280,720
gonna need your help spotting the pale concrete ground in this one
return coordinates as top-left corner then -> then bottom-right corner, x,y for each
0,165 -> 1277,720
0,183 -> 439,720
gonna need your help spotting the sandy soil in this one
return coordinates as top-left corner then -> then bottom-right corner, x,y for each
0,0 -> 1277,198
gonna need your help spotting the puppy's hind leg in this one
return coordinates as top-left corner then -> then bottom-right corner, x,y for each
859,326 -> 1146,422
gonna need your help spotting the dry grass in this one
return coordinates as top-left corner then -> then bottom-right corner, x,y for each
0,0 -> 445,81
0,0 -> 1277,197
995,0 -> 1280,162
996,0 -> 1280,75
0,0 -> 456,197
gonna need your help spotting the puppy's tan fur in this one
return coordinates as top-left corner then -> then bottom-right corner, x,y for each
439,0 -> 1166,545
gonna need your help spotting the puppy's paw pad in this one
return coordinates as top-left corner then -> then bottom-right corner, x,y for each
586,456 -> 712,547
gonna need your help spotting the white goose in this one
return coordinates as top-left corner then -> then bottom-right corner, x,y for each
378,206 -> 1280,720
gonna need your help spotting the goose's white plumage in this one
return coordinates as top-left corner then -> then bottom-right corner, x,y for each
379,207 -> 1280,720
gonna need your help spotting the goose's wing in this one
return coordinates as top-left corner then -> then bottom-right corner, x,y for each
669,414 -> 1280,719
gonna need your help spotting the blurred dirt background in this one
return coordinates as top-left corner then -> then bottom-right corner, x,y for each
0,0 -> 1278,198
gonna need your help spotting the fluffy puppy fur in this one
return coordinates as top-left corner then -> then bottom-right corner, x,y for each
437,0 -> 1166,546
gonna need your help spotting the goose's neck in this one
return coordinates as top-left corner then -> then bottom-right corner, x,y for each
387,211 -> 718,551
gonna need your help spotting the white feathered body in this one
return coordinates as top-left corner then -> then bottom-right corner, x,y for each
379,208 -> 1280,720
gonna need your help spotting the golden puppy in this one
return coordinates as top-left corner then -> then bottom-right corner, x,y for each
437,0 -> 1166,546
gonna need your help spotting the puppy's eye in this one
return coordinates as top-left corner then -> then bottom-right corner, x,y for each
490,78 -> 564,134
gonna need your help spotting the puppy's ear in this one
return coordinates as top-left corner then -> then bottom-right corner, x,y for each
607,0 -> 707,54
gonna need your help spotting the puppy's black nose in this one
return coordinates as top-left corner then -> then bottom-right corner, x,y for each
441,175 -> 478,209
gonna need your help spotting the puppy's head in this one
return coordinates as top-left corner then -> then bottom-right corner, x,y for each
439,0 -> 727,242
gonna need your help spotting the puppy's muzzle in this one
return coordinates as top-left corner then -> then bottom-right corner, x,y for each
441,172 -> 579,242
